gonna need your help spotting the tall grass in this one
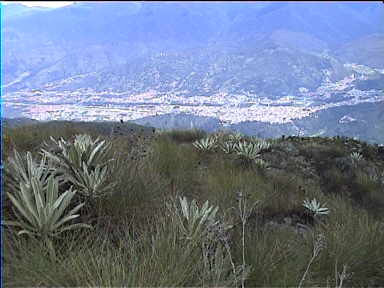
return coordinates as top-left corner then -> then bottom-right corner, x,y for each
3,123 -> 384,287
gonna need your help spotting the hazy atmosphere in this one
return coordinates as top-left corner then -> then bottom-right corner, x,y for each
2,2 -> 384,287
2,1 -> 384,142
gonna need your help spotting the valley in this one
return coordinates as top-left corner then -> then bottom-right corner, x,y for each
3,65 -> 383,126
2,1 -> 384,143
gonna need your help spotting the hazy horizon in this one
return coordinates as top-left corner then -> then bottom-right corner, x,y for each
2,1 -> 383,143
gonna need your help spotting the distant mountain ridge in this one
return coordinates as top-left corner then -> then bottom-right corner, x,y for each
3,2 -> 384,98
336,34 -> 384,68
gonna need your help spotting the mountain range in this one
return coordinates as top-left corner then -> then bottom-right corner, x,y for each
3,2 -> 384,97
2,2 -> 384,143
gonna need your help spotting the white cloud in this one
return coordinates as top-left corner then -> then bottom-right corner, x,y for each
1,1 -> 74,8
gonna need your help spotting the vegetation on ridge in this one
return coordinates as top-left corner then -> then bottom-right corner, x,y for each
2,121 -> 384,287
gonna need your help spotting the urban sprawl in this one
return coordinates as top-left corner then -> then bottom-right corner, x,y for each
3,70 -> 384,125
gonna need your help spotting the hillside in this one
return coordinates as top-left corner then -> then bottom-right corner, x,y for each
232,101 -> 384,144
335,34 -> 384,68
129,102 -> 384,145
2,121 -> 384,286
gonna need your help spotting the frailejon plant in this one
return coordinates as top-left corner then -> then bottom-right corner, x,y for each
303,197 -> 330,228
249,137 -> 272,152
299,197 -> 330,286
235,141 -> 262,161
212,131 -> 226,142
254,139 -> 272,152
303,198 -> 330,217
2,175 -> 91,259
4,150 -> 62,194
193,137 -> 218,152
221,141 -> 237,154
254,158 -> 268,169
168,196 -> 240,286
173,196 -> 219,242
42,134 -> 112,171
350,152 -> 363,166
228,133 -> 243,143
42,134 -> 115,199
68,162 -> 116,199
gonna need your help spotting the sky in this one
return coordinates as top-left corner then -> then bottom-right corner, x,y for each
1,1 -> 74,8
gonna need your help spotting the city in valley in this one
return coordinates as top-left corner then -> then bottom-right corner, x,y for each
3,70 -> 384,125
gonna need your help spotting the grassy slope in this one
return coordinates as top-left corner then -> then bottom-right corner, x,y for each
2,121 -> 384,287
